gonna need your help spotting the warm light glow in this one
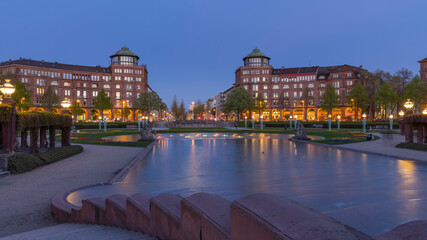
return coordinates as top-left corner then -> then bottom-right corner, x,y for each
294,115 -> 297,118
245,116 -> 247,119
423,108 -> 427,115
98,116 -> 102,120
290,116 -> 292,119
0,79 -> 16,96
61,98 -> 71,109
328,114 -> 332,118
389,114 -> 393,119
362,113 -> 367,119
399,110 -> 405,117
0,95 -> 3,104
337,115 -> 341,120
404,99 -> 414,109
260,115 -> 263,119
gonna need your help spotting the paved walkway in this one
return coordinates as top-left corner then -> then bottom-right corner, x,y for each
336,133 -> 427,161
0,224 -> 155,240
0,144 -> 145,237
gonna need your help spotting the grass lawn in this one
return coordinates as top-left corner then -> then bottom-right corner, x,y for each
69,130 -> 152,147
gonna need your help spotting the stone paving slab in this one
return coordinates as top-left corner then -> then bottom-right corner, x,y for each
0,144 -> 144,237
0,224 -> 155,240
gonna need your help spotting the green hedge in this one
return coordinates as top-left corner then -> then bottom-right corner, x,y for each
396,142 -> 427,152
8,145 -> 83,174
18,111 -> 72,129
237,121 -> 399,129
74,122 -> 138,129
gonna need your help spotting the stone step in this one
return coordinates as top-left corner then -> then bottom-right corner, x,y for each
0,223 -> 155,240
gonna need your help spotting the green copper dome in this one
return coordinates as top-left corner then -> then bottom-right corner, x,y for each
110,45 -> 139,59
243,47 -> 270,60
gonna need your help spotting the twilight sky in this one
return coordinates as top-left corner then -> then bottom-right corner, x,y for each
1,0 -> 426,108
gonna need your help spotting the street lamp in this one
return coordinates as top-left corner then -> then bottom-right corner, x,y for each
389,114 -> 393,131
260,115 -> 264,130
398,110 -> 405,117
289,115 -> 292,129
138,115 -> 142,130
423,108 -> 427,115
61,98 -> 71,109
362,113 -> 367,134
328,114 -> 332,132
404,99 -> 414,115
0,79 -> 16,98
337,115 -> 341,130
122,100 -> 126,122
252,116 -> 254,129
104,117 -> 107,132
245,116 -> 247,129
98,116 -> 102,130
294,114 -> 297,128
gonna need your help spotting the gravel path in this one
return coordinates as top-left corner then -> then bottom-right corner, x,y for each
0,144 -> 144,237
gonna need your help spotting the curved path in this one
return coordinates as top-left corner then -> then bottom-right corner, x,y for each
0,144 -> 145,238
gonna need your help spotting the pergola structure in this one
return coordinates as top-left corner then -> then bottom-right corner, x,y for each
402,114 -> 427,143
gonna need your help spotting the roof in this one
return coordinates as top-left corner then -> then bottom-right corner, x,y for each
418,57 -> 427,63
272,64 -> 361,77
110,45 -> 139,60
0,58 -> 111,74
243,47 -> 270,60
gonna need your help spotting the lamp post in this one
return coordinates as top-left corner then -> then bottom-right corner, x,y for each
423,108 -> 427,115
98,116 -> 102,130
122,101 -> 126,122
328,114 -> 332,132
389,114 -> 393,131
337,115 -> 341,130
104,117 -> 107,132
138,115 -> 142,130
362,113 -> 367,134
289,116 -> 292,129
260,115 -> 264,130
252,116 -> 254,129
0,79 -> 16,100
398,110 -> 405,118
245,116 -> 247,129
294,114 -> 297,128
404,99 -> 414,114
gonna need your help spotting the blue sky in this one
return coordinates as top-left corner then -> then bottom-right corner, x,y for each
1,0 -> 426,108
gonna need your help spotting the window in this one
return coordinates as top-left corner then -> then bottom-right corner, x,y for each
347,73 -> 352,77
273,93 -> 278,98
293,84 -> 297,88
244,86 -> 248,90
332,74 -> 339,79
126,84 -> 132,90
115,92 -> 121,99
273,85 -> 279,89
64,82 -> 71,87
293,92 -> 297,97
64,90 -> 71,96
126,92 -> 132,98
21,78 -> 28,83
92,83 -> 98,88
253,85 -> 258,91
332,82 -> 340,88
136,77 -> 142,82
77,90 -> 81,97
116,84 -> 121,89
284,92 -> 289,97
299,84 -> 303,88
51,81 -> 58,86
243,70 -> 249,75
103,84 -> 110,88
83,83 -> 87,88
263,85 -> 268,90
115,76 -> 121,81
308,91 -> 314,97
262,77 -> 268,82
137,85 -> 141,90
36,79 -> 45,86
263,93 -> 268,99
320,90 -> 325,96
37,88 -> 44,95
320,83 -> 326,87
346,80 -> 353,86
308,83 -> 314,88
93,91 -> 98,97
283,84 -> 289,89
335,90 -> 340,95
243,78 -> 249,83
83,91 -> 87,98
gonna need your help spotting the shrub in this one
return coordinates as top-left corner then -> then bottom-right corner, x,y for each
396,142 -> 427,152
35,145 -> 84,164
8,153 -> 44,174
8,145 -> 83,174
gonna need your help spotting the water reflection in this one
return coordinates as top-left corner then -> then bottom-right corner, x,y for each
71,133 -> 427,236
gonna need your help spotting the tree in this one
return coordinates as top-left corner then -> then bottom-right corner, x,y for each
11,80 -> 33,112
390,68 -> 413,112
41,86 -> 59,112
134,92 -> 162,116
123,107 -> 131,120
253,95 -> 266,117
374,82 -> 397,119
405,75 -> 427,113
179,99 -> 185,120
193,100 -> 205,119
171,95 -> 180,119
70,100 -> 84,121
223,87 -> 254,121
94,89 -> 113,119
320,84 -> 339,115
347,83 -> 369,120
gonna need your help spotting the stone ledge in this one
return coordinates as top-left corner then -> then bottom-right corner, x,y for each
149,193 -> 182,239
106,194 -> 128,228
126,193 -> 151,233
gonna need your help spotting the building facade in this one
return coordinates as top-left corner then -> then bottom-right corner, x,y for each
0,45 -> 150,121
234,47 -> 363,121
419,57 -> 427,85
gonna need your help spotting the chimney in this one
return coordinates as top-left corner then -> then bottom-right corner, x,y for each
41,60 -> 45,62
19,57 -> 22,60
9,59 -> 11,61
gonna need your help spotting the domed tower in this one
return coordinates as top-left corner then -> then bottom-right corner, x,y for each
110,45 -> 139,66
243,47 -> 270,67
